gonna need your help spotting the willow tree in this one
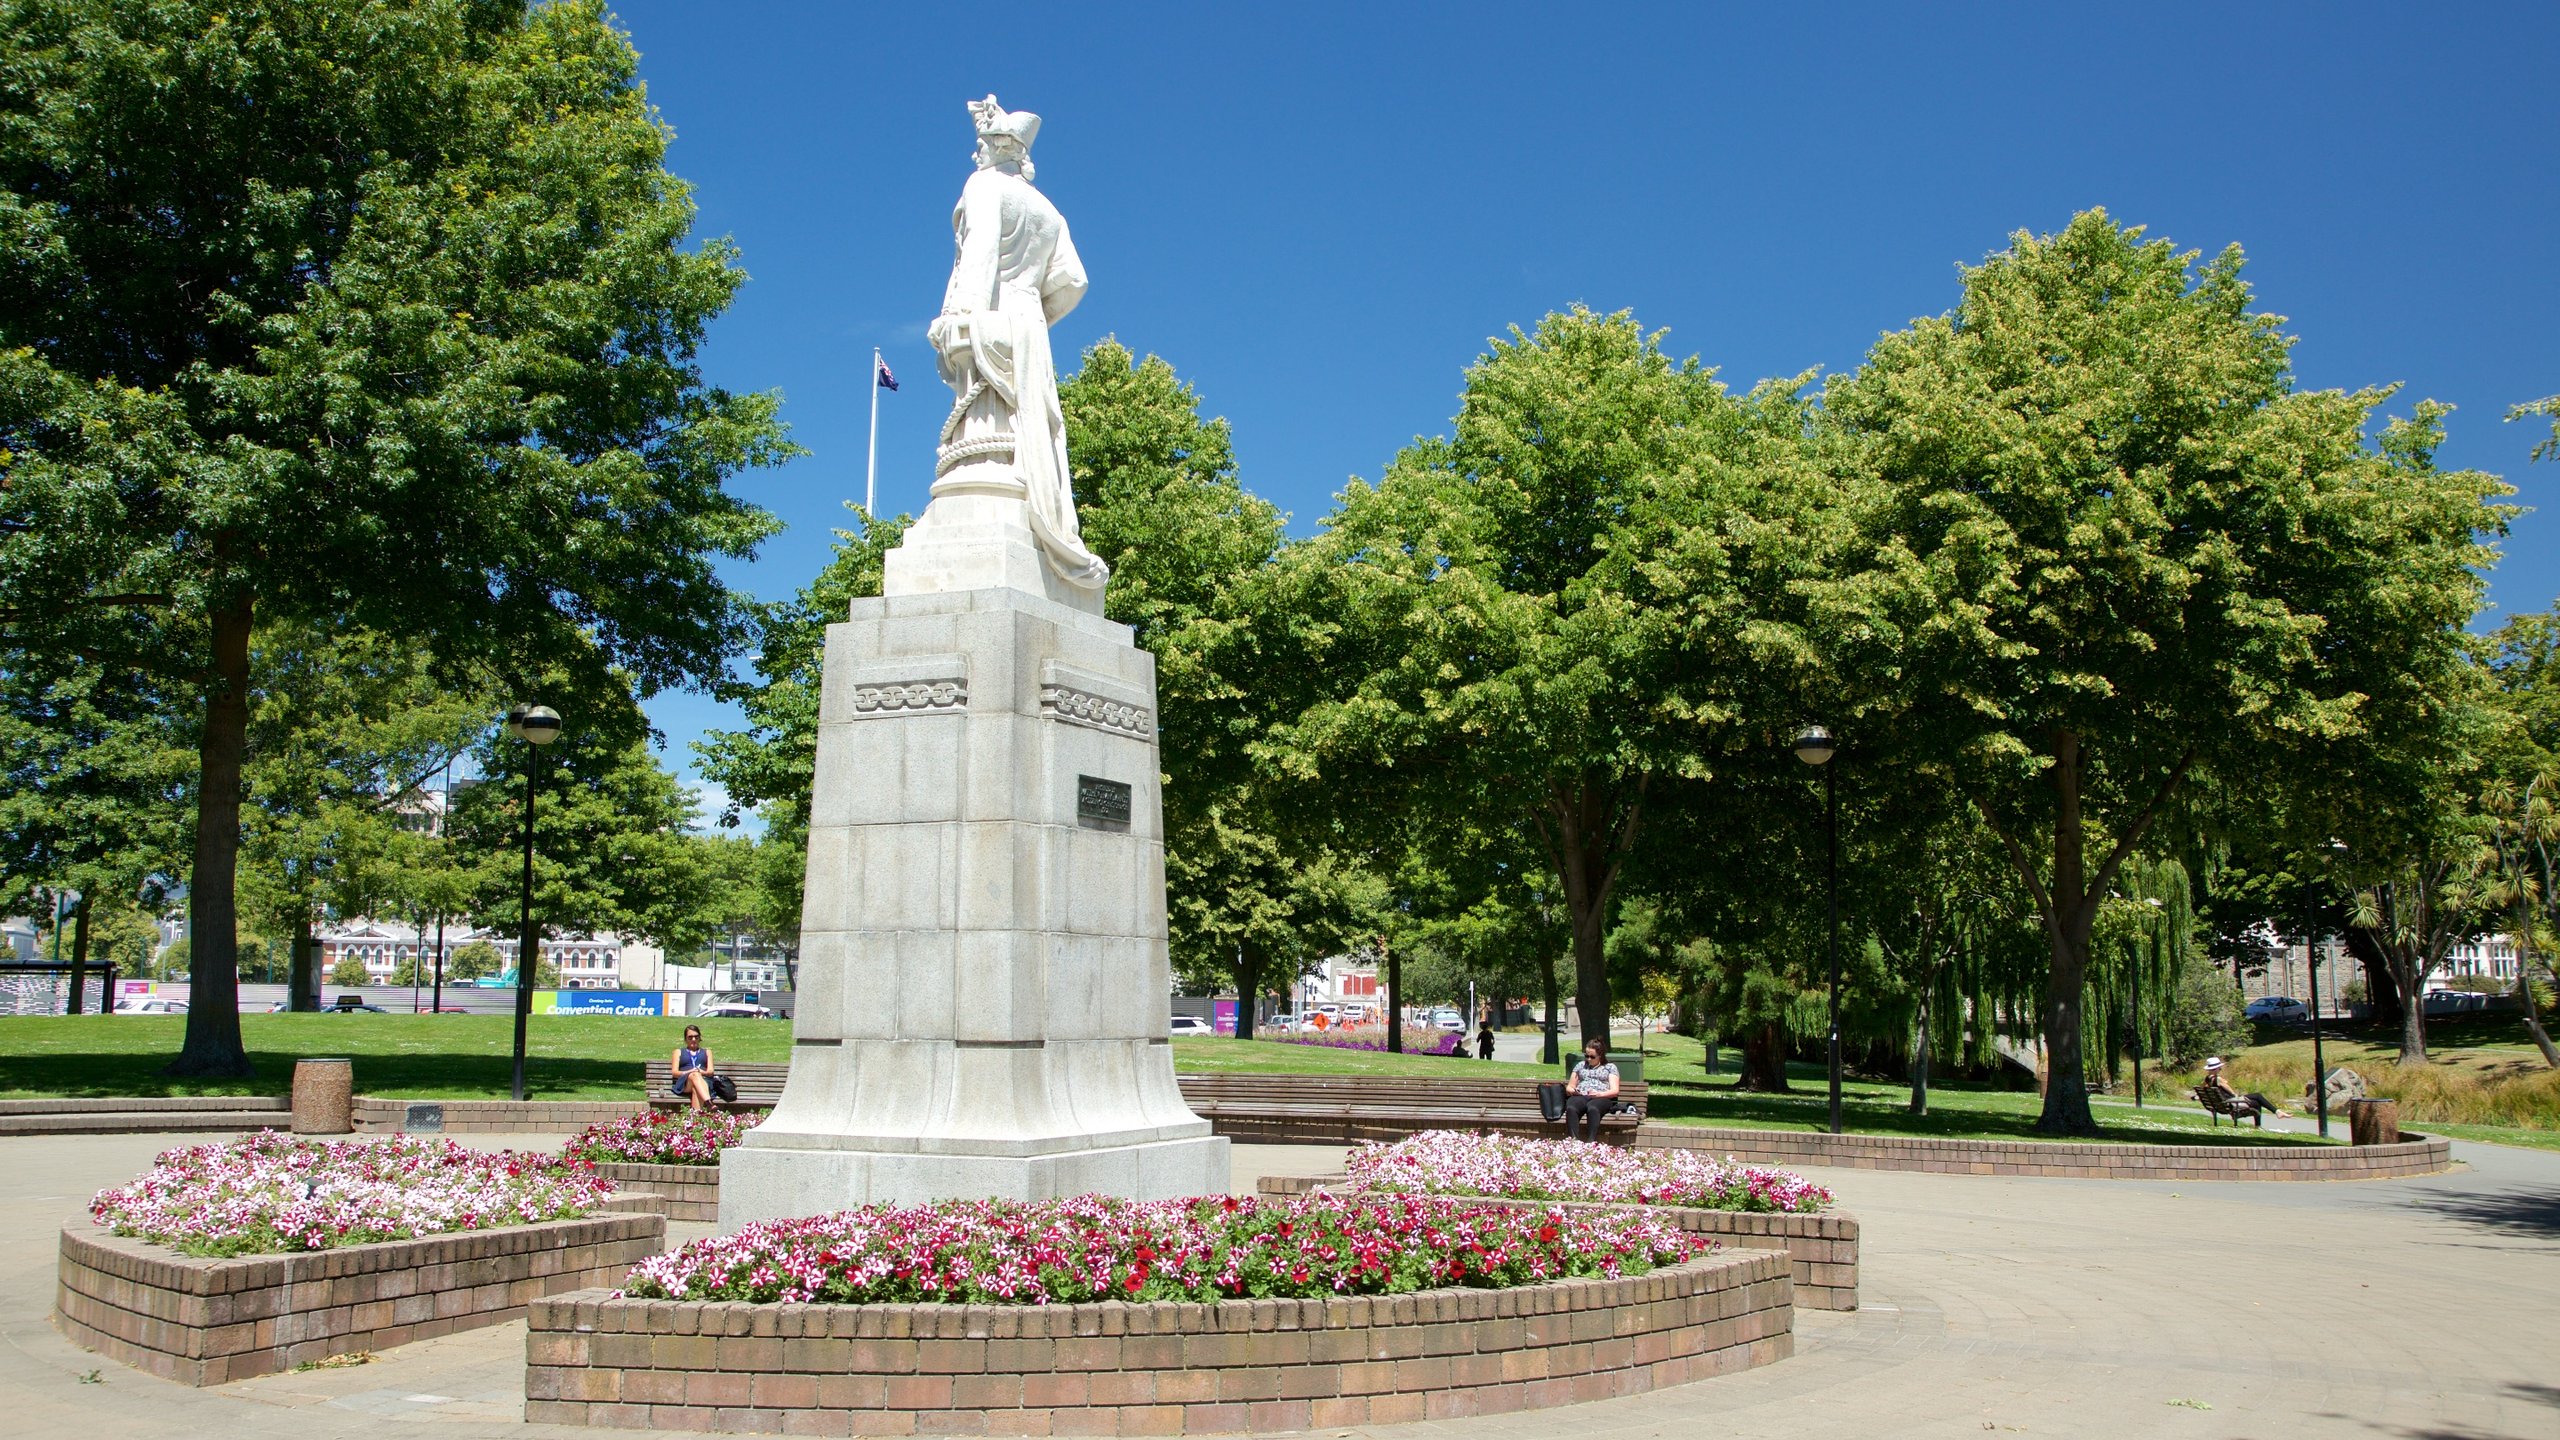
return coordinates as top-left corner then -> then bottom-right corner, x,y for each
0,1 -> 788,1074
1830,210 -> 2508,1133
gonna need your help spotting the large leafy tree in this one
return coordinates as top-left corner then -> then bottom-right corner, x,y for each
0,0 -> 788,1075
235,620 -> 484,1009
1827,210 -> 2509,1132
1263,308 -> 1840,1051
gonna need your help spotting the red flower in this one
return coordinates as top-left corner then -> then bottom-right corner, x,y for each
1123,1272 -> 1144,1293
1537,1225 -> 1559,1243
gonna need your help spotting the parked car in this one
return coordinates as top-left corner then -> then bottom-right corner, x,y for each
112,996 -> 187,1015
694,1001 -> 775,1020
328,996 -> 389,1013
2244,996 -> 2310,1025
2422,990 -> 2488,1018
1169,1014 -> 1214,1037
1428,1007 -> 1466,1032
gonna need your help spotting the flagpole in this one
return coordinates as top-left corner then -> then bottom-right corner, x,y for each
866,347 -> 881,517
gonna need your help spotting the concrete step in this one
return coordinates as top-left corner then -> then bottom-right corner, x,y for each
0,1110 -> 290,1136
0,1096 -> 287,1116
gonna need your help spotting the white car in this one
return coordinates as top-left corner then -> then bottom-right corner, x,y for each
1169,1014 -> 1213,1037
113,997 -> 188,1014
1429,1008 -> 1466,1032
693,1001 -> 775,1020
2244,996 -> 2310,1025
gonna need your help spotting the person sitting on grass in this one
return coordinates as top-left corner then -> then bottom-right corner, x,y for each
2202,1056 -> 2289,1119
1564,1040 -> 1621,1141
671,1025 -> 717,1113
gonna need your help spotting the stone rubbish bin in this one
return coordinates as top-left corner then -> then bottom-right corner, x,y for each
2344,1097 -> 2400,1147
290,1057 -> 354,1135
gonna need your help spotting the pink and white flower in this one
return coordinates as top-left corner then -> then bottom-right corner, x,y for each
617,1191 -> 1706,1305
1346,1131 -> 1833,1213
90,1132 -> 617,1257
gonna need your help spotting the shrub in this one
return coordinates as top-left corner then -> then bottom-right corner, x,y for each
446,939 -> 502,981
2166,962 -> 2249,1067
566,1109 -> 757,1166
1347,1132 -> 1830,1213
1272,1026 -> 1466,1056
90,1133 -> 616,1257
617,1192 -> 1706,1305
329,956 -> 369,987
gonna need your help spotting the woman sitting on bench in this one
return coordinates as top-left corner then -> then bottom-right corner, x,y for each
1565,1040 -> 1621,1142
671,1025 -> 717,1113
2203,1056 -> 2288,1119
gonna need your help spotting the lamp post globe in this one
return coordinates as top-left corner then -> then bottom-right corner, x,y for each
1792,725 -> 1836,767
506,704 -> 564,1102
1794,724 -> 1843,1135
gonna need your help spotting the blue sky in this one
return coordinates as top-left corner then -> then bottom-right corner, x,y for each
604,3 -> 2560,827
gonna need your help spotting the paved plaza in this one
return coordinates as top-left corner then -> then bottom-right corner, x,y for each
2,1131 -> 2552,1440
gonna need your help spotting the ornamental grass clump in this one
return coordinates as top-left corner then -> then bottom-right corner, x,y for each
1348,1131 -> 1832,1214
91,1132 -> 618,1257
618,1191 -> 1706,1305
564,1108 -> 757,1166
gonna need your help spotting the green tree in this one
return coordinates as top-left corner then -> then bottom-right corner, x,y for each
445,938 -> 501,982
235,621 -> 486,1010
1265,308 -> 1838,1053
328,955 -> 368,987
452,715 -> 716,956
0,0 -> 790,1076
1826,210 -> 2509,1133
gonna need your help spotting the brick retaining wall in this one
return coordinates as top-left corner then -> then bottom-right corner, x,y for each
592,1162 -> 722,1223
1635,1123 -> 2454,1180
1255,1175 -> 1858,1311
351,1096 -> 638,1134
54,1208 -> 667,1386
524,1248 -> 1793,1435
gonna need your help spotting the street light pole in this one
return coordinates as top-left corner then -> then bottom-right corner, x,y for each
1793,726 -> 1843,1136
505,705 -> 563,1103
2307,873 -> 2330,1140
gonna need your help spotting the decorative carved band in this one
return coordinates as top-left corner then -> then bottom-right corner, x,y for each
847,678 -> 968,716
934,435 -> 1015,476
1040,682 -> 1154,739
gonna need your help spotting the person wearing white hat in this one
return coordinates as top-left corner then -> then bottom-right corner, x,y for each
2202,1056 -> 2289,1119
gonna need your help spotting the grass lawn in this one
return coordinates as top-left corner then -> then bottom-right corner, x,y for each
0,1014 -> 794,1100
0,1015 -> 1544,1100
1613,1030 -> 2333,1147
9,1013 -> 2549,1153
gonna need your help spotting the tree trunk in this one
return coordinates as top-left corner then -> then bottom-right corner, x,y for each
2515,955 -> 2559,1069
1539,948 -> 1561,1067
1543,775 -> 1644,1056
1228,946 -> 1264,1041
289,912 -> 318,1013
67,895 -> 91,1014
166,598 -> 255,1078
2038,924 -> 2098,1132
2343,928 -> 2398,1022
1383,938 -> 1401,1053
1738,1023 -> 1791,1091
1909,994 -> 1931,1114
2392,942 -> 2430,1065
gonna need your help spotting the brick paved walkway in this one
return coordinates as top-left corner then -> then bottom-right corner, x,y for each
2,1131 -> 2551,1438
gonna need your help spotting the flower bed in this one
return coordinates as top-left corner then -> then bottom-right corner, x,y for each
620,1191 -> 1704,1305
88,1132 -> 617,1257
530,1245 -> 1794,1434
564,1108 -> 756,1166
1273,1025 -> 1466,1056
1348,1131 -> 1832,1213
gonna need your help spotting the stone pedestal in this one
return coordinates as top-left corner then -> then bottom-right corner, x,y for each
720,517 -> 1226,1224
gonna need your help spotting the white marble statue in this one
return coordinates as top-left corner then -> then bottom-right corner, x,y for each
928,95 -> 1108,590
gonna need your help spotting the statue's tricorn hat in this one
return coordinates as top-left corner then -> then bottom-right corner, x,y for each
969,94 -> 1040,150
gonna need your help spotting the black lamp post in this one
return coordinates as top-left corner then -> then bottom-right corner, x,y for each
505,704 -> 563,1103
1793,725 -> 1842,1136
2307,839 -> 2346,1140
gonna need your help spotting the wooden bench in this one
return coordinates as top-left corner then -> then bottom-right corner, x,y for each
2192,1079 -> 2266,1128
644,1060 -> 791,1111
1174,1074 -> 1647,1146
